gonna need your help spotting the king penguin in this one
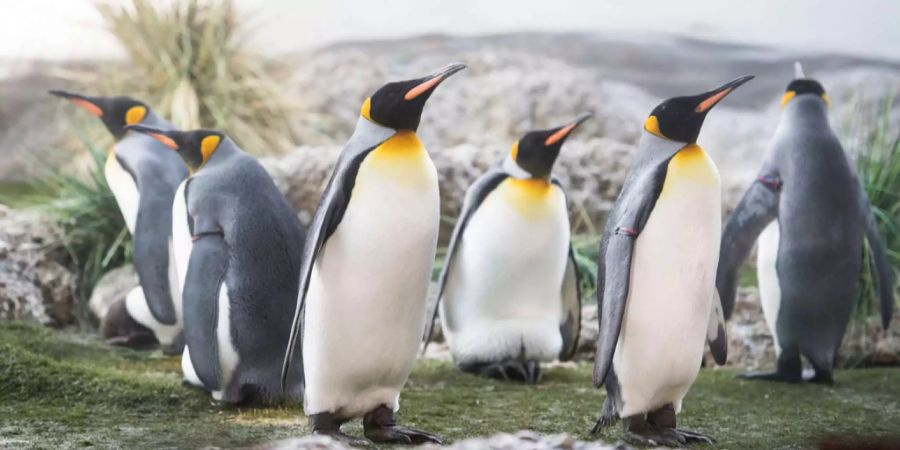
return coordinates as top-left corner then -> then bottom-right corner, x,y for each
716,63 -> 895,384
591,75 -> 753,447
423,114 -> 591,384
281,62 -> 466,446
126,124 -> 307,404
50,90 -> 189,354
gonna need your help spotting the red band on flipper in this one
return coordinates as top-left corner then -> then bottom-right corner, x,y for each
757,175 -> 782,191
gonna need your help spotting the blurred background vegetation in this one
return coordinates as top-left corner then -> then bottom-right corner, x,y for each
0,0 -> 896,339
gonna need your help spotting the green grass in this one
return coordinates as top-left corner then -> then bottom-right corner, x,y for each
2,322 -> 898,449
844,94 -> 900,320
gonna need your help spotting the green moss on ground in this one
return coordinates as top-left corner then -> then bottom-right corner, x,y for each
1,322 -> 898,449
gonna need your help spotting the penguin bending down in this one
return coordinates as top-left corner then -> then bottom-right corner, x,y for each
281,63 -> 466,446
591,76 -> 753,447
716,64 -> 895,384
423,114 -> 591,384
128,125 -> 306,404
50,90 -> 188,354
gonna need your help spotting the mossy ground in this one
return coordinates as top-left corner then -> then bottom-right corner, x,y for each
1,322 -> 898,449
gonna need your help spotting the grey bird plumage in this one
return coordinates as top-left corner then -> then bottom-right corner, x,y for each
116,111 -> 188,327
128,125 -> 307,403
49,90 -> 188,352
716,70 -> 895,383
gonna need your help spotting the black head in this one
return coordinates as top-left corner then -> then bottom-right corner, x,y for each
512,113 -> 592,178
361,62 -> 466,130
644,75 -> 754,144
49,90 -> 150,140
126,125 -> 224,172
782,79 -> 828,107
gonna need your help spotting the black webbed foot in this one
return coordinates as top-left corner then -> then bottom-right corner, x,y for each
460,359 -> 542,384
674,428 -> 717,444
363,405 -> 442,445
309,412 -> 372,448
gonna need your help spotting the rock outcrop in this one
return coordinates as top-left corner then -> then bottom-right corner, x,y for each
0,205 -> 77,326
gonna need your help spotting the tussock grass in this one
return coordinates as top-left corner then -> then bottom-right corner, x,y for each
92,0 -> 297,153
843,95 -> 900,321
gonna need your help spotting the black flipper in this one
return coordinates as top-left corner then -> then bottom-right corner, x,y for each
131,174 -> 178,325
281,117 -> 397,390
183,233 -> 229,391
593,147 -> 674,388
857,183 -> 896,330
706,290 -> 728,365
716,171 -> 781,319
558,244 -> 582,361
553,177 -> 581,361
593,231 -> 637,387
422,170 -> 508,352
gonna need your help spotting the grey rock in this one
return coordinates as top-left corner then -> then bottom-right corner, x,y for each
0,205 -> 77,326
88,264 -> 138,322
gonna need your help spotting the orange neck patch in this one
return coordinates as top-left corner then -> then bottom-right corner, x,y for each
149,133 -> 178,150
73,99 -> 103,117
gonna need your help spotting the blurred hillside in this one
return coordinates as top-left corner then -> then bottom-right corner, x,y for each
3,31 -> 899,186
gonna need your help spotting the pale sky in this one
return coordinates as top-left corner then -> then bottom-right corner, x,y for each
2,0 -> 899,61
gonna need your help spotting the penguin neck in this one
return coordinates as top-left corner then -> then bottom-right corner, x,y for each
782,96 -> 831,130
140,110 -> 170,130
632,130 -> 686,169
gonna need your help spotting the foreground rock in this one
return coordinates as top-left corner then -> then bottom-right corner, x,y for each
0,205 -> 77,325
264,431 -> 626,450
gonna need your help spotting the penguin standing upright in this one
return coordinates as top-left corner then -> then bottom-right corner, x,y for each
591,76 -> 753,446
423,114 -> 591,384
50,90 -> 188,354
716,64 -> 895,383
127,125 -> 307,404
281,63 -> 466,446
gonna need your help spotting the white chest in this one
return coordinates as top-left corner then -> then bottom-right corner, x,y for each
446,179 -> 570,320
612,145 -> 722,415
104,152 -> 139,234
303,132 -> 440,416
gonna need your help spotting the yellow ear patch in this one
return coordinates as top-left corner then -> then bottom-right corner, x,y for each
511,141 -> 520,161
645,115 -> 664,138
781,91 -> 796,108
821,93 -> 831,106
125,106 -> 146,125
201,135 -> 221,163
361,97 -> 372,120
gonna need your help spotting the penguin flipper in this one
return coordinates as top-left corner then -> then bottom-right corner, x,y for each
593,232 -> 636,388
423,170 -> 508,352
706,290 -> 728,365
281,117 -> 397,390
182,233 -> 229,391
552,177 -> 581,361
716,172 -> 781,319
133,191 -> 178,325
593,161 -> 671,388
857,183 -> 896,330
558,244 -> 582,361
